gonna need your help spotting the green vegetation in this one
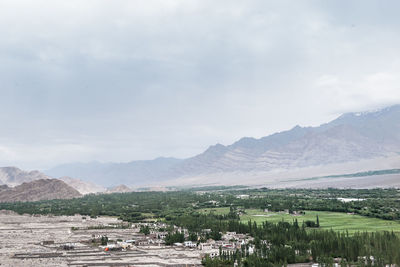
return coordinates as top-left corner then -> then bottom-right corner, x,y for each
0,191 -> 204,222
1,188 -> 400,265
140,225 -> 150,235
165,232 -> 185,245
2,187 -> 400,224
202,227 -> 400,266
100,236 -> 108,246
201,208 -> 400,233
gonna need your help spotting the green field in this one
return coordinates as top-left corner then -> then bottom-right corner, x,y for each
199,207 -> 400,233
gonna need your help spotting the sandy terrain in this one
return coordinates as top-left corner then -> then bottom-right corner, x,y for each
267,173 -> 400,189
159,155 -> 400,188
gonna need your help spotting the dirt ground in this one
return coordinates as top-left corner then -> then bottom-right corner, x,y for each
268,173 -> 400,189
0,210 -> 202,267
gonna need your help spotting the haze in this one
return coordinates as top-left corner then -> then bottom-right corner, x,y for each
1,0 -> 400,169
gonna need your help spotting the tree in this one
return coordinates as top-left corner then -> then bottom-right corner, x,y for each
189,232 -> 198,242
140,225 -> 150,235
101,235 -> 108,246
165,232 -> 185,245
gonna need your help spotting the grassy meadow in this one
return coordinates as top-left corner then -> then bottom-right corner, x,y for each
199,207 -> 400,233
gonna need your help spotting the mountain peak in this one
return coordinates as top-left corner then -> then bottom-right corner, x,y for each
289,125 -> 307,132
45,104 -> 400,187
339,104 -> 400,119
206,143 -> 226,152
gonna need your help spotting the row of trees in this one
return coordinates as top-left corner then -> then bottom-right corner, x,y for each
156,210 -> 400,266
1,188 -> 400,222
1,189 -> 400,265
200,219 -> 400,266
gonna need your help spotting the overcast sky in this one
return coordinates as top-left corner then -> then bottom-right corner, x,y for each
1,0 -> 400,170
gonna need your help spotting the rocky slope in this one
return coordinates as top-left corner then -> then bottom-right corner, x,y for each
0,179 -> 82,202
174,105 -> 400,174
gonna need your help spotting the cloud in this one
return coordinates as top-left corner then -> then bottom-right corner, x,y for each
0,0 -> 400,169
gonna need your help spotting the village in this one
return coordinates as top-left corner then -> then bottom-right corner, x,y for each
0,210 -> 255,267
94,222 -> 255,258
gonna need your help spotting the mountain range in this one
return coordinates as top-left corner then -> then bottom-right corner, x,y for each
44,104 -> 400,187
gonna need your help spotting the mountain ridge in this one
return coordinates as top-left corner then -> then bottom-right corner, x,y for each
45,104 -> 400,187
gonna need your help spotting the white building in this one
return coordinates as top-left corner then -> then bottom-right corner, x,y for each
184,241 -> 197,248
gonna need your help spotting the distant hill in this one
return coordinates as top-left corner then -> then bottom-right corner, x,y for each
106,184 -> 132,193
0,179 -> 82,202
46,157 -> 183,187
0,167 -> 51,187
59,177 -> 106,195
0,167 -> 104,195
45,104 -> 400,187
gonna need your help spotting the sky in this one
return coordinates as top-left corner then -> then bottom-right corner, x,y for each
1,0 -> 400,170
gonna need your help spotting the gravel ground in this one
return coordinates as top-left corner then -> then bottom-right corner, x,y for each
0,211 -> 203,267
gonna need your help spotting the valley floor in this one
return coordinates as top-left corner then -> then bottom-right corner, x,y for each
269,173 -> 400,189
0,211 -> 202,267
